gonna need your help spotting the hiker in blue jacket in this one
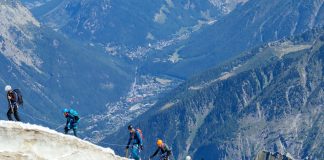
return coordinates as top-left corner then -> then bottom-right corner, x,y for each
63,108 -> 80,137
126,125 -> 143,160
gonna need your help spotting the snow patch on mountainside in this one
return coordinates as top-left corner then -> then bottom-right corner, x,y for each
24,0 -> 47,9
160,101 -> 177,111
169,47 -> 183,63
154,5 -> 169,24
153,0 -> 176,24
209,0 -> 249,14
0,2 -> 40,27
0,121 -> 126,160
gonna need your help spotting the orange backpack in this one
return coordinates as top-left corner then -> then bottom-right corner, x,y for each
136,128 -> 144,140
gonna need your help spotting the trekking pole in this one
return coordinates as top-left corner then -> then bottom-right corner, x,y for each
125,148 -> 129,158
55,123 -> 66,130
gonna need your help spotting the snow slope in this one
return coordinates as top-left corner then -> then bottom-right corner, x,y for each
0,121 -> 126,160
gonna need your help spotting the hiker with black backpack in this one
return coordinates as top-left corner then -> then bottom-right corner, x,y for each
5,85 -> 23,121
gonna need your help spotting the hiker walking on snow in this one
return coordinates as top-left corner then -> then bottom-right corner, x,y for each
63,108 -> 80,137
5,85 -> 22,121
149,139 -> 172,160
126,125 -> 143,160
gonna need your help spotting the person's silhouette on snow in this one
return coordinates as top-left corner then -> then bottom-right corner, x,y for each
63,108 -> 80,137
5,85 -> 21,121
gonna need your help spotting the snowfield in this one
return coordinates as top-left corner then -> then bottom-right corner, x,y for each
0,121 -> 126,160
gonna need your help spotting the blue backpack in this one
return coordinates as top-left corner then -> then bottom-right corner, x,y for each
69,109 -> 80,122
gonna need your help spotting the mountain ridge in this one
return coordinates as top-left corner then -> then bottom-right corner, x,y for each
143,0 -> 324,78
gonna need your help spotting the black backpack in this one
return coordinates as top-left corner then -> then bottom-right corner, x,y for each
13,89 -> 23,106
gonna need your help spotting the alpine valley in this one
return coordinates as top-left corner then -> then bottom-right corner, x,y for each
0,0 -> 323,159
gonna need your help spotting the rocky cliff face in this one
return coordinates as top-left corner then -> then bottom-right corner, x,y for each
0,0 -> 41,71
107,28 -> 324,160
